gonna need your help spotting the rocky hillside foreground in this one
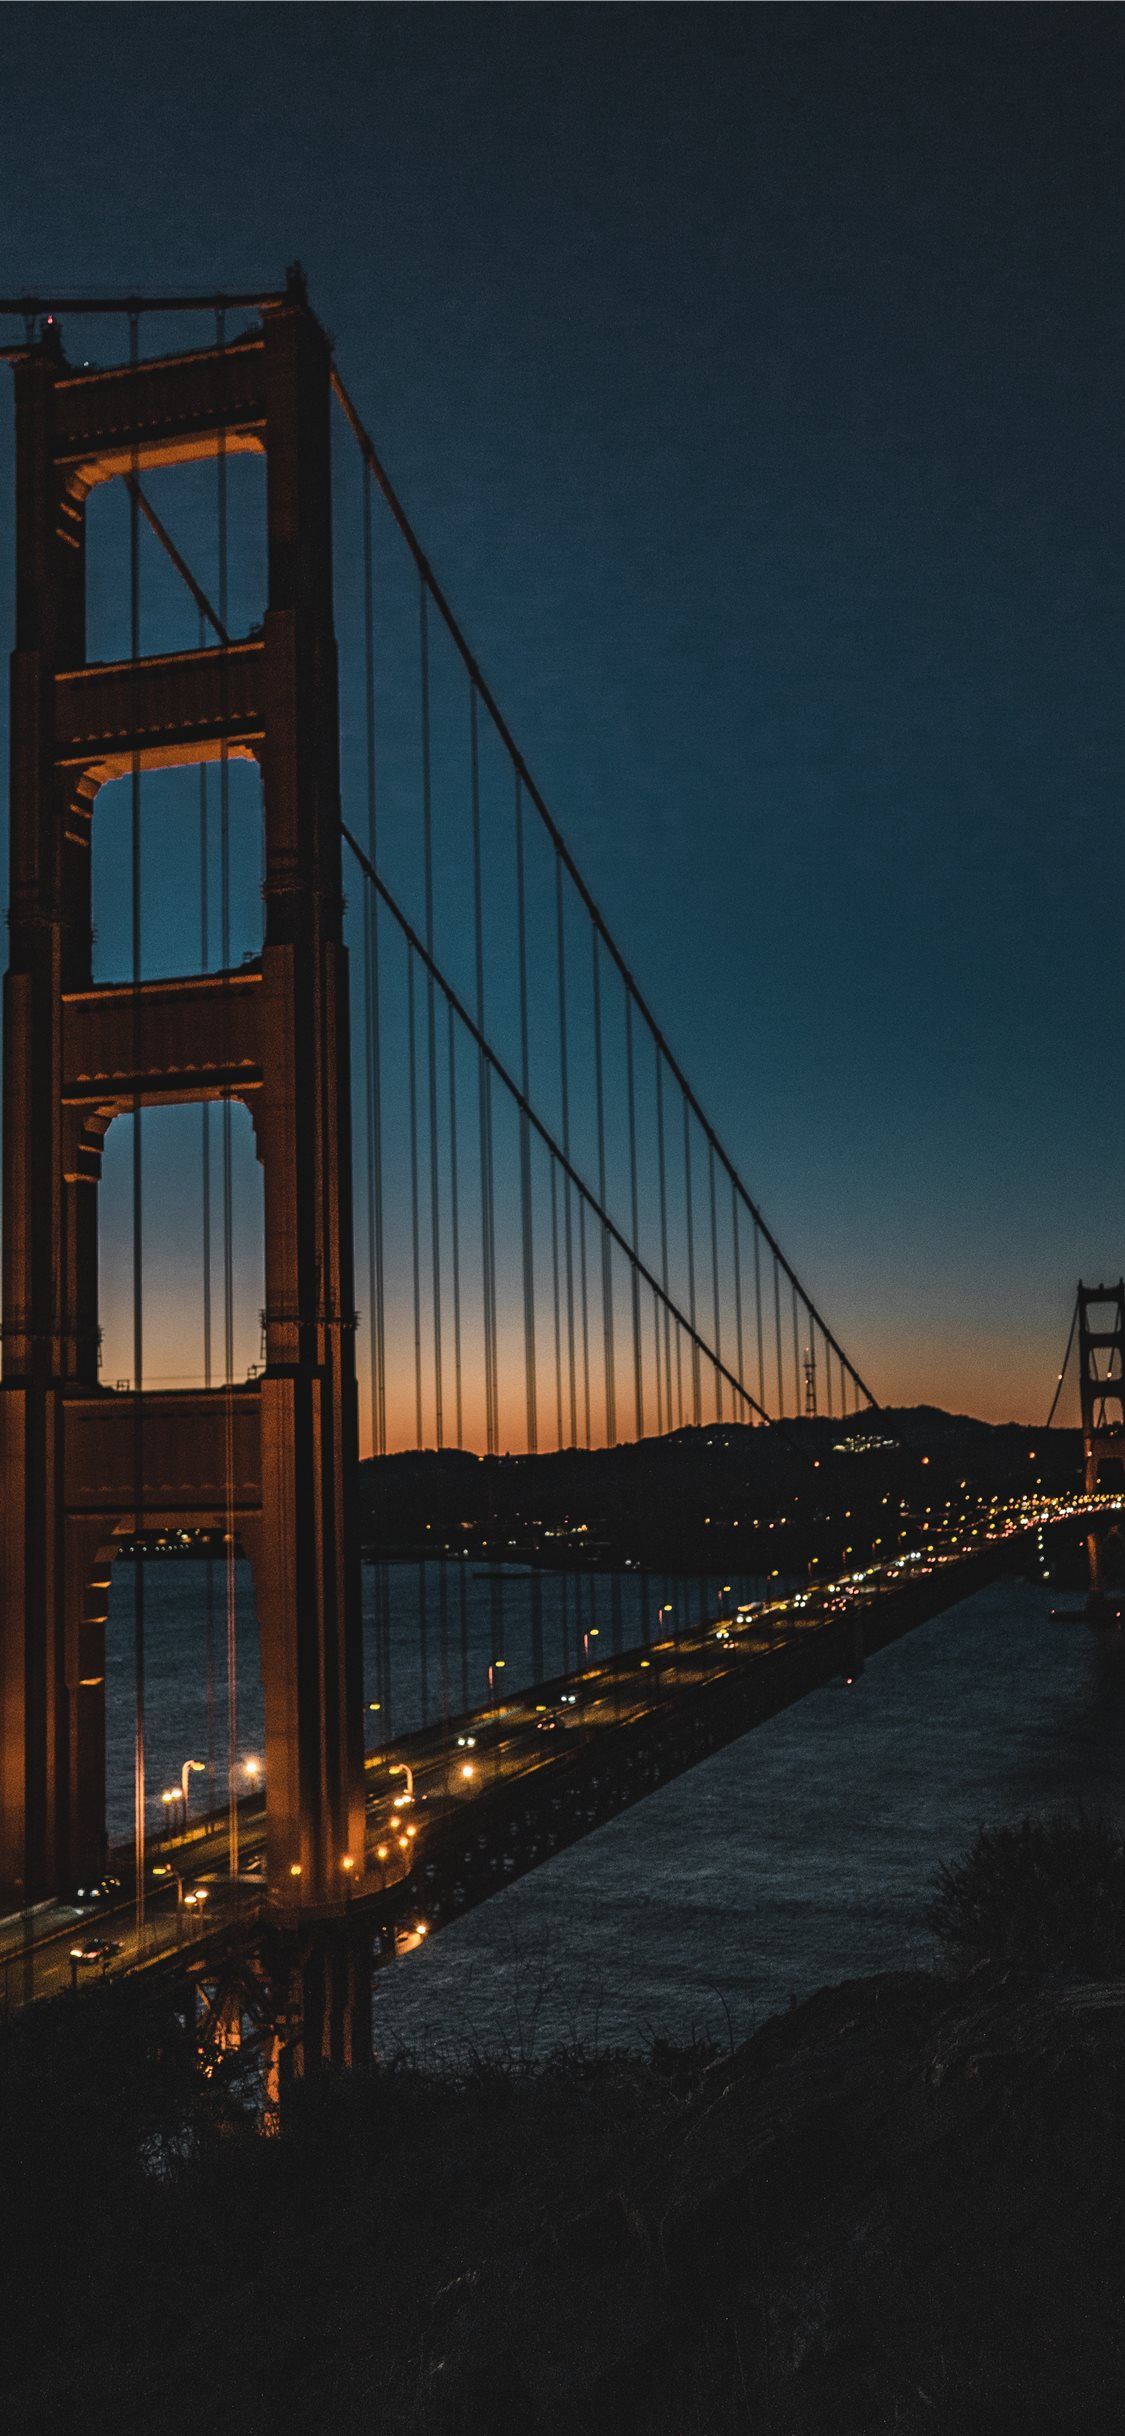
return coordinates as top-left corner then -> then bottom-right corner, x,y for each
2,1955 -> 1124,2432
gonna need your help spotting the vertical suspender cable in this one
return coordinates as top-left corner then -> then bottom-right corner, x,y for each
625,991 -> 644,1439
412,895 -> 430,1722
470,687 -> 498,1453
361,459 -> 390,1743
406,930 -> 428,1714
550,1160 -> 564,1447
447,1003 -> 464,1448
407,949 -> 423,1447
652,1284 -> 664,1439
330,381 -> 876,1423
199,620 -> 216,1811
655,1043 -> 673,1430
592,933 -> 616,1444
754,1225 -> 766,1417
792,1282 -> 801,1421
514,775 -> 537,1450
578,1197 -> 592,1446
683,1099 -> 701,1424
420,580 -> 443,1449
708,1141 -> 722,1423
732,1176 -> 746,1412
216,309 -> 239,1886
555,860 -> 577,1443
773,1254 -> 785,1417
362,460 -> 387,1460
128,310 -> 146,1936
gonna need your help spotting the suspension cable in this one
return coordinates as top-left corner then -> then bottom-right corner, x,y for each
1044,1295 -> 1079,1431
330,364 -> 877,1412
341,826 -> 774,1423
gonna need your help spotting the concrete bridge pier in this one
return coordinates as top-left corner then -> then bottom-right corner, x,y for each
275,1915 -> 374,2084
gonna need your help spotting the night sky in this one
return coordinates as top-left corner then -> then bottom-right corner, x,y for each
1,3 -> 1122,1429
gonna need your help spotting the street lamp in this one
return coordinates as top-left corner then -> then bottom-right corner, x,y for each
389,1761 -> 414,1806
181,1758 -> 205,1818
487,1659 -> 506,1780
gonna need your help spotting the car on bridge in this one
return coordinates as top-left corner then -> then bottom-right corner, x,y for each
68,1875 -> 122,1912
68,1936 -> 123,1975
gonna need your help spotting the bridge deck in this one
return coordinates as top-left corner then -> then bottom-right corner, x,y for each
2,1501 -> 1094,2019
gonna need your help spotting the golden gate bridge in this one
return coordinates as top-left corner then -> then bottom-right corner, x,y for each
0,273 -> 1107,2076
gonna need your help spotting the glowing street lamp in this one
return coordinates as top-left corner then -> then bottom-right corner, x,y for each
181,1757 -> 205,1817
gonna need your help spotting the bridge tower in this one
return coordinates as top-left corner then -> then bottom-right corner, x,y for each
1077,1280 -> 1125,1604
0,273 -> 366,1910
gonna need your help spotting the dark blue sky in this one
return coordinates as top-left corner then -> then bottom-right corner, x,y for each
2,3 -> 1122,1424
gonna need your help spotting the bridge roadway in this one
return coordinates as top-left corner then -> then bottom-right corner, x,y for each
0,1491 -> 1111,2018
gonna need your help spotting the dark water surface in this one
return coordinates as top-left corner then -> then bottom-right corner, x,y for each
370,1578 -> 1125,2058
104,1568 -> 1125,2058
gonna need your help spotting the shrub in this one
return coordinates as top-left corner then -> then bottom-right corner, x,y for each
930,1813 -> 1125,1976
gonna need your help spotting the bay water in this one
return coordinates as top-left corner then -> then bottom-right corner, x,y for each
104,1564 -> 1125,2056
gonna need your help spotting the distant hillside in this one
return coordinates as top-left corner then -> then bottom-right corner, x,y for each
357,1407 -> 1082,1573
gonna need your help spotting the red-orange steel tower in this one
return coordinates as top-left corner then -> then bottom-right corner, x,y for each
1077,1280 -> 1125,1607
0,274 -> 365,1909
